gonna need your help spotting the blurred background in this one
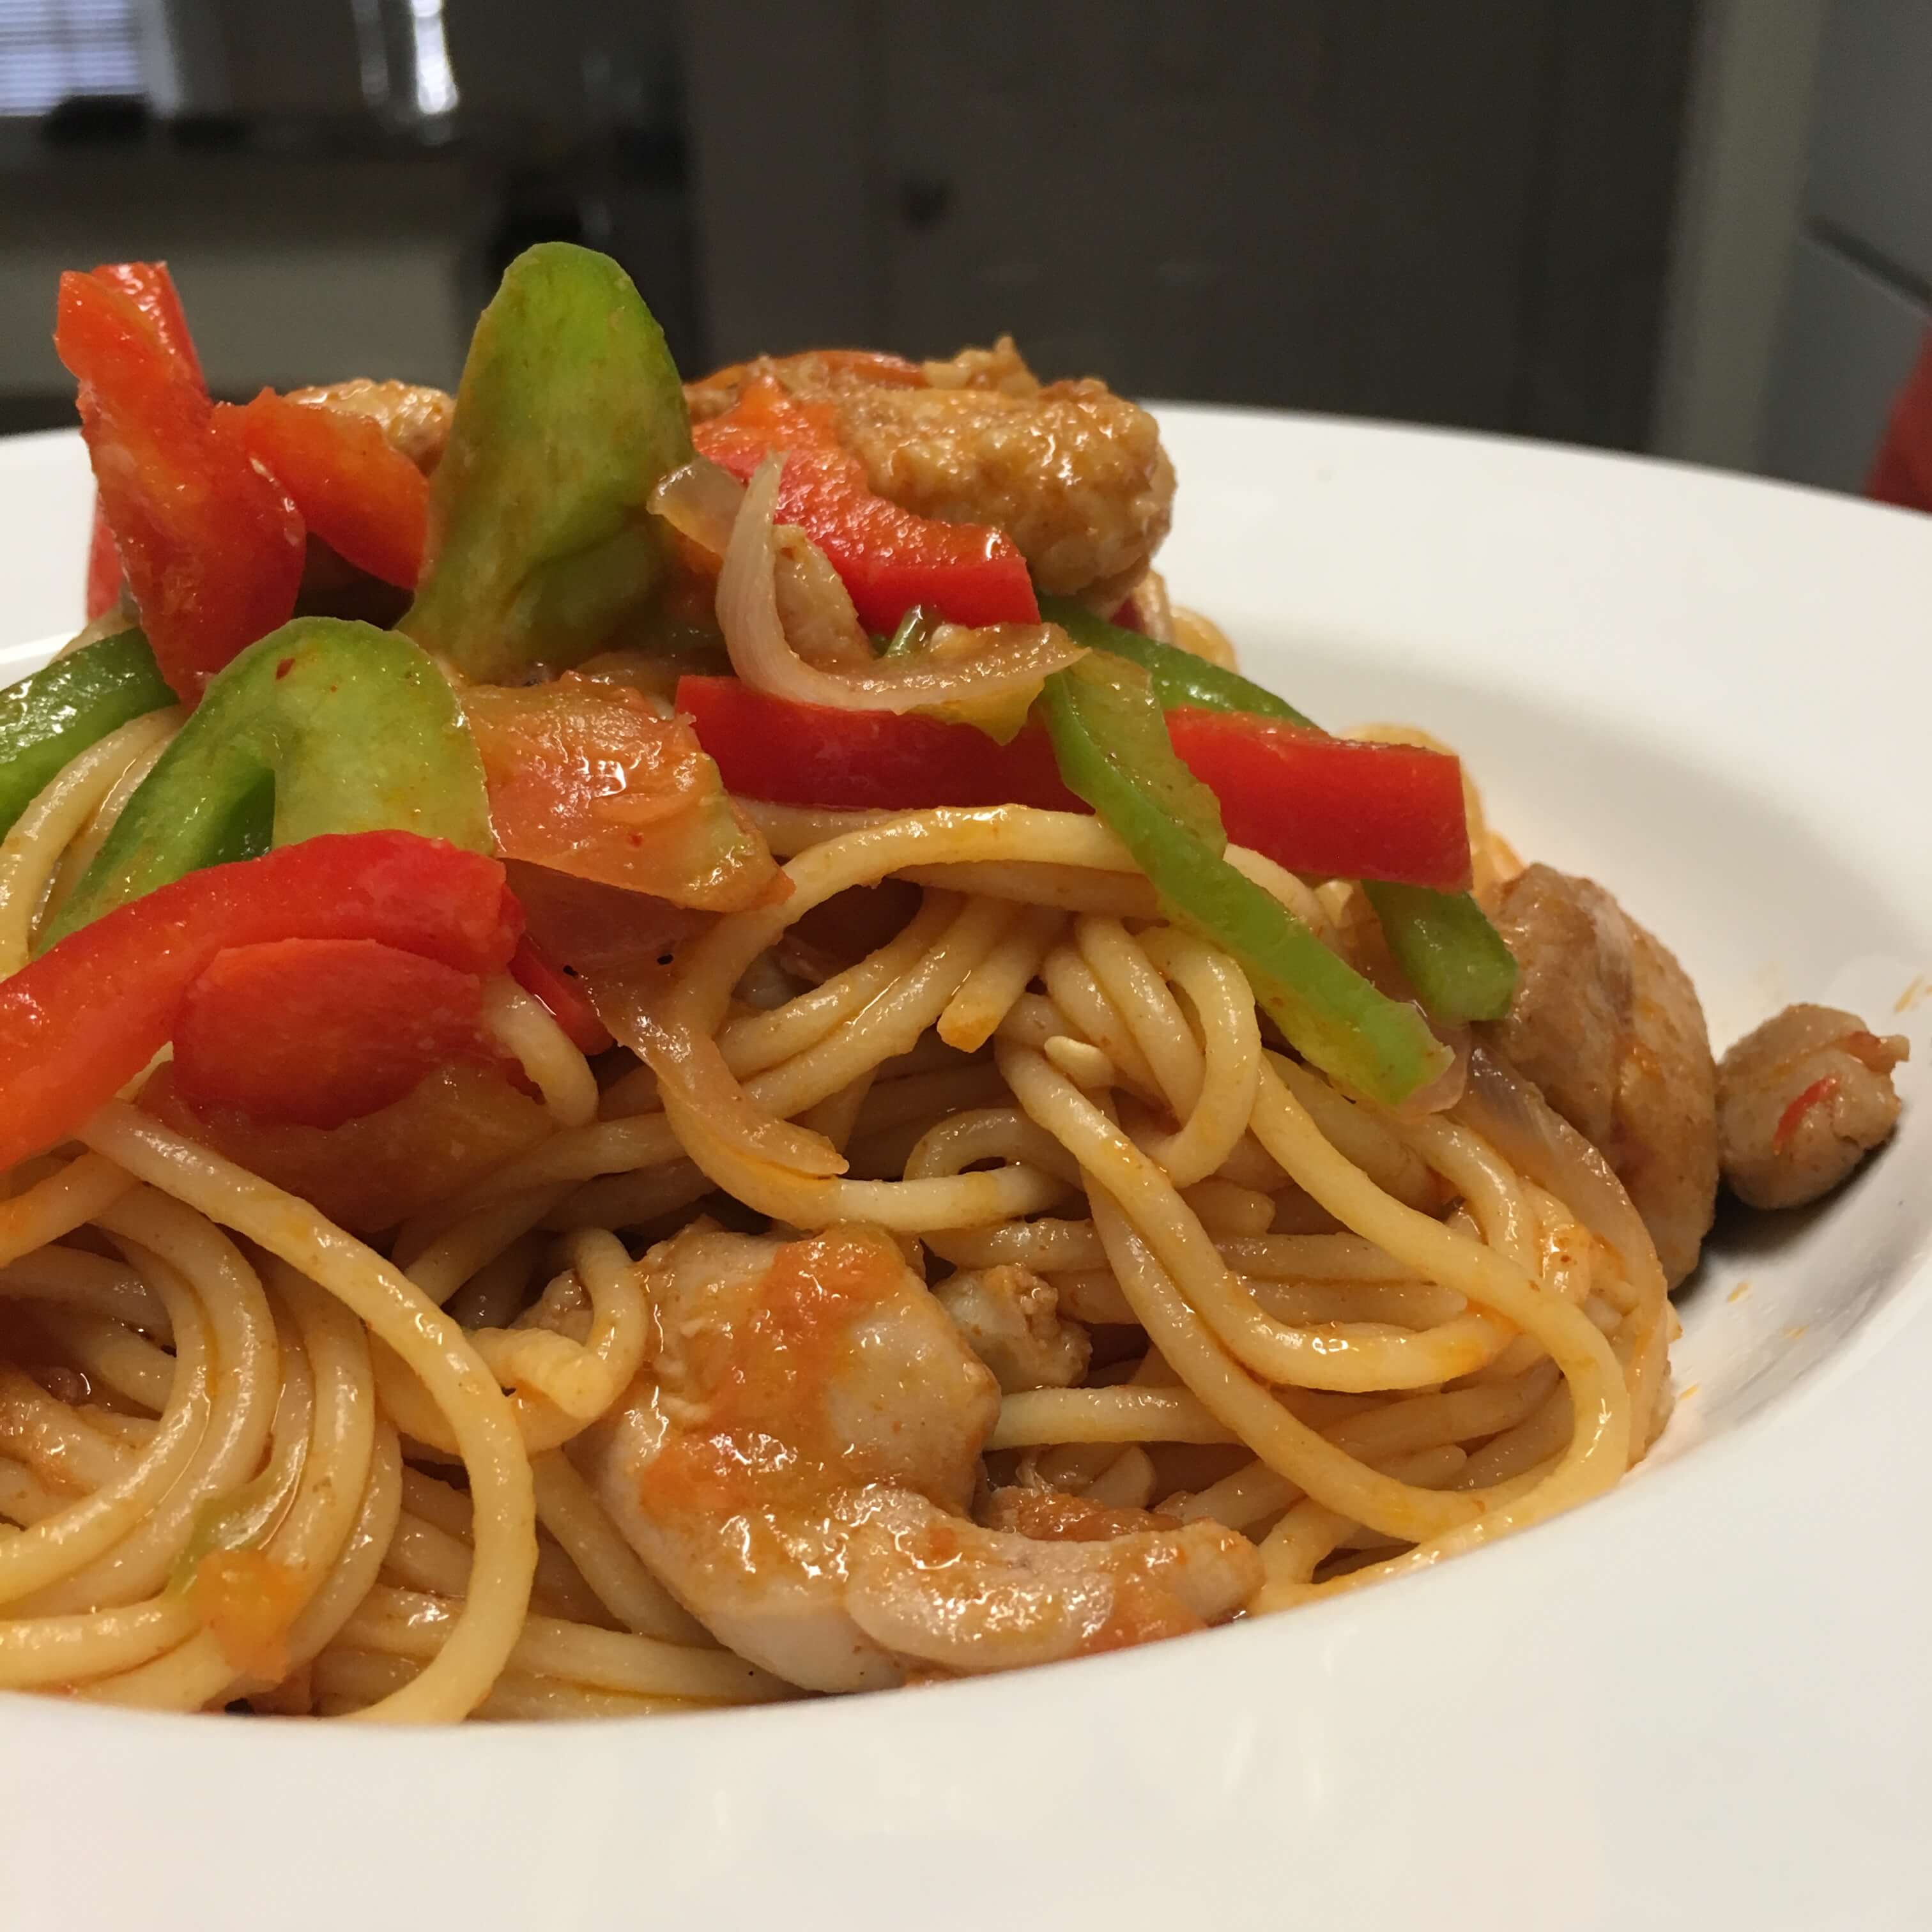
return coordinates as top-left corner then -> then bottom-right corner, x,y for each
0,0 -> 1923,495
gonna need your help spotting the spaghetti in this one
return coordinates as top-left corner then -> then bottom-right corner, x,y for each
0,742 -> 1671,1717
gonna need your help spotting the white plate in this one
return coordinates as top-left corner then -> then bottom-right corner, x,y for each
4,415 -> 1931,1931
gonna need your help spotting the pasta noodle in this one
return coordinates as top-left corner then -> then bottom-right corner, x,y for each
0,754 -> 1668,1719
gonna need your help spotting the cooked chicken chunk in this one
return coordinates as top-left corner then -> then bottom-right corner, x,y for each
1478,863 -> 1718,1287
287,378 -> 454,473
934,1264 -> 1091,1393
688,337 -> 1174,603
980,1486 -> 1184,1542
572,1223 -> 1259,1691
685,348 -> 923,422
1716,1004 -> 1908,1209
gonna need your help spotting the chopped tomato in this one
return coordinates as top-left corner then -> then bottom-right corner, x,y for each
693,372 -> 1039,631
465,673 -> 783,908
171,938 -> 493,1128
502,859 -> 714,976
189,1549 -> 306,1680
676,675 -> 1473,891
55,266 -> 303,700
235,388 -> 429,589
142,1061 -> 549,1234
509,933 -> 613,1056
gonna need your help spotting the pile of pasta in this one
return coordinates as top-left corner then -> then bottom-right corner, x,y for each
0,735 -> 1672,1719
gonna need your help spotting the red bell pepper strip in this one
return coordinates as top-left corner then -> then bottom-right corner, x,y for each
54,266 -> 303,702
79,264 -> 207,622
172,938 -> 495,1128
676,673 -> 1077,811
80,264 -> 208,620
692,373 -> 1040,631
0,831 -> 518,1172
90,261 -> 204,384
509,933 -> 614,1056
1773,1075 -> 1840,1152
84,499 -> 125,621
674,675 -> 1472,891
1163,709 -> 1472,894
234,388 -> 429,589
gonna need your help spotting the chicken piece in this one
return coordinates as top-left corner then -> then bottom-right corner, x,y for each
934,1264 -> 1091,1393
1716,1004 -> 1908,1209
685,348 -> 927,422
687,338 -> 1174,604
922,338 -> 1041,399
286,378 -> 454,474
1112,567 -> 1176,641
1478,863 -> 1718,1287
572,1223 -> 1260,1691
981,1485 -> 1181,1540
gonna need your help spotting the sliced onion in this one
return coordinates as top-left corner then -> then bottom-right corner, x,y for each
586,959 -> 845,1178
1455,1043 -> 1665,1300
716,454 -> 1083,714
1392,1020 -> 1469,1119
652,456 -> 744,557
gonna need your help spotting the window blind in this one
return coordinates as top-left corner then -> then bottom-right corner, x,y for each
0,0 -> 142,117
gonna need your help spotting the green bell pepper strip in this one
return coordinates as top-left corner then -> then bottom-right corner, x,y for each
402,241 -> 694,683
877,606 -> 937,658
1041,654 -> 1451,1108
1354,879 -> 1515,1025
0,627 -> 176,837
1040,596 -> 1516,1023
1043,595 -> 1319,728
43,617 -> 491,947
